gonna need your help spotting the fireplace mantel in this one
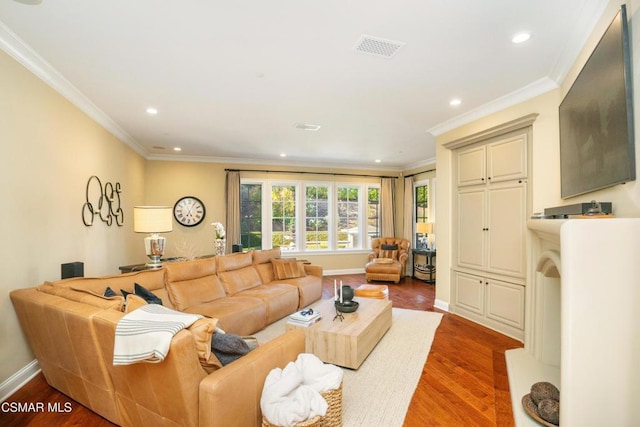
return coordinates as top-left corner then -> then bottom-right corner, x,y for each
507,218 -> 640,426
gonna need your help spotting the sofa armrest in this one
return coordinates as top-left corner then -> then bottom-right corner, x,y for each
199,329 -> 305,427
368,252 -> 378,261
303,264 -> 323,278
399,252 -> 408,266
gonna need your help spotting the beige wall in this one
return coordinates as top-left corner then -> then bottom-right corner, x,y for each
0,50 -> 146,384
145,161 -> 408,271
434,0 -> 640,307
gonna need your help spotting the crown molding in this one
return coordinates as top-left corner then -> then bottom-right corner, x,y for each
427,77 -> 557,137
146,153 -> 405,173
0,19 -> 147,157
402,156 -> 436,172
548,0 -> 609,84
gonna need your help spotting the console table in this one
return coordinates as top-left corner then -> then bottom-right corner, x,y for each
411,248 -> 436,283
119,255 -> 215,273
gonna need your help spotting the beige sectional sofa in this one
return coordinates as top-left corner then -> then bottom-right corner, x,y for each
10,248 -> 323,427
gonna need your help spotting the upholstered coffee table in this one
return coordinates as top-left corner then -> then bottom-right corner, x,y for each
286,297 -> 392,369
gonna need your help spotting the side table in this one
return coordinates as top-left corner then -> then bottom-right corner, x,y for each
411,249 -> 436,284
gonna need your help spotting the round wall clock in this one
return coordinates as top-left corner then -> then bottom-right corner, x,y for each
173,196 -> 206,227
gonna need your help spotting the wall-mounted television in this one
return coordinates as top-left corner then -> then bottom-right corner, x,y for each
559,4 -> 635,199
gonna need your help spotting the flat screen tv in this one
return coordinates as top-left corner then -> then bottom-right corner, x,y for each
559,4 -> 635,199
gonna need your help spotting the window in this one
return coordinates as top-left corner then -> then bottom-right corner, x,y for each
413,179 -> 435,249
241,179 -> 379,253
367,187 -> 380,248
271,184 -> 297,251
337,186 -> 359,249
415,183 -> 429,223
305,185 -> 329,250
240,183 -> 262,250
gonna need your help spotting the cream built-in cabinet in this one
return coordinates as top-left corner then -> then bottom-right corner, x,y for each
446,115 -> 535,341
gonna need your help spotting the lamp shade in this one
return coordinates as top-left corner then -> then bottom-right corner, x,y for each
133,206 -> 173,233
416,222 -> 433,234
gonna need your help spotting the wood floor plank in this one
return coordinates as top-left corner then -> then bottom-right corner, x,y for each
1,274 -> 523,426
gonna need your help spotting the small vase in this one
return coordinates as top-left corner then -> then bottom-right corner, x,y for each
215,239 -> 226,256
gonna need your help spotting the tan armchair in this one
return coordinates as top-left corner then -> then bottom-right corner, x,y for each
365,237 -> 411,283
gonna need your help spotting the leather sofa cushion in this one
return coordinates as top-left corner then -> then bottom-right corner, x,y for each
271,259 -> 306,280
47,269 -> 165,294
252,248 -> 281,265
164,259 -> 227,311
218,266 -> 262,295
186,296 -> 267,336
217,253 -> 263,295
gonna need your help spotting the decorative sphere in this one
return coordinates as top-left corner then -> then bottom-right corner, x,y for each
530,382 -> 560,405
341,285 -> 354,302
537,399 -> 560,425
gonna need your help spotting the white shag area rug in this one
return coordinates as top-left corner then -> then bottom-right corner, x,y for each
253,304 -> 443,427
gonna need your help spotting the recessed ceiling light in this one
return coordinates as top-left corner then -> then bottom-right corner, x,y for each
449,98 -> 462,106
146,107 -> 158,115
173,147 -> 182,152
512,32 -> 531,44
280,153 -> 287,158
375,159 -> 381,163
294,123 -> 321,131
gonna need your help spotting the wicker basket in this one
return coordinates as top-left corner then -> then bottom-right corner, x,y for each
261,381 -> 343,427
321,382 -> 343,427
262,415 -> 324,427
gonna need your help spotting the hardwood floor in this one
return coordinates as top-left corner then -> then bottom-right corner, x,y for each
1,274 -> 522,426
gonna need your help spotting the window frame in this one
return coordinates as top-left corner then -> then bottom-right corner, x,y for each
240,178 -> 379,254
413,178 -> 435,249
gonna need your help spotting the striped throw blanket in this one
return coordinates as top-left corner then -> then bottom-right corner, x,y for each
113,304 -> 203,365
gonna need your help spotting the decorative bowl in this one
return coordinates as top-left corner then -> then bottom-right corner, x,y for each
335,300 -> 359,313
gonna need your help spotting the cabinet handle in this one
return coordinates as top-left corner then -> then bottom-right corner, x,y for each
481,177 -> 485,181
485,281 -> 489,285
487,177 -> 491,180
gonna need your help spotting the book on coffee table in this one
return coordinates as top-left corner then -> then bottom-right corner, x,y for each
287,316 -> 322,327
288,309 -> 321,326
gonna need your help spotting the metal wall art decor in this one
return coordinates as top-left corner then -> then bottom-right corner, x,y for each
82,175 -> 124,226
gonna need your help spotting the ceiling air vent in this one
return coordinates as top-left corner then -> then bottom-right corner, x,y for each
354,35 -> 405,58
294,123 -> 321,131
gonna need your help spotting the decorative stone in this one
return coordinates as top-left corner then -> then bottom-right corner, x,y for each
530,381 -> 560,405
537,398 -> 560,425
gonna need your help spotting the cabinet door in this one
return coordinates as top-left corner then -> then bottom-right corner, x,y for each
487,181 -> 527,277
486,278 -> 524,329
454,271 -> 485,315
487,134 -> 527,183
457,187 -> 486,270
457,145 -> 486,187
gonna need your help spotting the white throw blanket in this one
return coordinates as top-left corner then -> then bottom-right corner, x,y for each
113,304 -> 202,365
261,353 -> 343,427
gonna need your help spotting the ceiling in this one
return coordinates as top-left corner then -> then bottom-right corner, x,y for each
0,0 -> 609,170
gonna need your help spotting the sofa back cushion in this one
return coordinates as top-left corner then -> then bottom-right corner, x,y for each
40,269 -> 169,310
164,258 -> 227,311
217,253 -> 263,295
252,248 -> 282,283
252,248 -> 282,265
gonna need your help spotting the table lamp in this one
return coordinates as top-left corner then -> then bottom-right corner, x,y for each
134,206 -> 173,268
416,222 -> 433,250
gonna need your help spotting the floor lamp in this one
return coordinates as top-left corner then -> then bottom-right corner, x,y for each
134,206 -> 173,268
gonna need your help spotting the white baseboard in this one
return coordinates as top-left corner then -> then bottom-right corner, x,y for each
324,268 -> 365,276
0,359 -> 40,402
434,299 -> 449,312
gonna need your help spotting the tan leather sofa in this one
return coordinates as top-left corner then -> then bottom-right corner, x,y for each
10,248 -> 322,427
364,237 -> 411,283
